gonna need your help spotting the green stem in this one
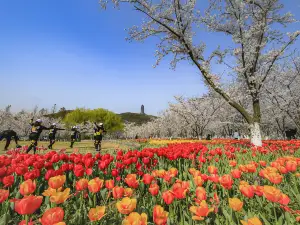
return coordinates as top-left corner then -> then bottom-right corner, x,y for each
25,215 -> 29,225
273,203 -> 277,222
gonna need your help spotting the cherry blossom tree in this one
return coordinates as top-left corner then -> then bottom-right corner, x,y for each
99,0 -> 299,146
264,56 -> 300,132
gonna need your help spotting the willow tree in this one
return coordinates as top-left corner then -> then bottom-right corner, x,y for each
63,108 -> 124,133
99,0 -> 299,145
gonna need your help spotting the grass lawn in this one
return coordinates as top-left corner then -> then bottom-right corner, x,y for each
0,140 -> 139,155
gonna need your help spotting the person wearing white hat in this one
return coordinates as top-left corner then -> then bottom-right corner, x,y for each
93,122 -> 106,151
70,126 -> 80,148
26,118 -> 50,154
48,123 -> 65,149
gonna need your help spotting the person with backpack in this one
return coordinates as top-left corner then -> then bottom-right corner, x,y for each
26,119 -> 50,154
94,122 -> 106,151
48,123 -> 65,149
0,130 -> 22,150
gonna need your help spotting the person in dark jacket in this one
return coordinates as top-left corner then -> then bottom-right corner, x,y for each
94,122 -> 106,151
0,130 -> 21,150
26,119 -> 50,154
48,123 -> 65,149
285,128 -> 297,140
70,126 -> 80,148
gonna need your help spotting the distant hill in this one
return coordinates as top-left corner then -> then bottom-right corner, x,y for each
45,109 -> 156,125
118,112 -> 156,125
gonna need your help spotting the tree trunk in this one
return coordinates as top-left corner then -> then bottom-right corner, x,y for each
249,122 -> 262,146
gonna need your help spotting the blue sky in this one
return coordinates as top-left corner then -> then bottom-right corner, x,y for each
0,0 -> 299,115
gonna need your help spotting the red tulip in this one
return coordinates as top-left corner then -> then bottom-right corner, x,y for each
74,164 -> 85,177
0,189 -> 9,203
14,195 -> 43,215
219,175 -> 233,190
112,186 -> 124,199
3,175 -> 14,187
40,207 -> 64,225
125,174 -> 139,189
162,190 -> 174,205
142,174 -> 154,185
149,183 -> 159,196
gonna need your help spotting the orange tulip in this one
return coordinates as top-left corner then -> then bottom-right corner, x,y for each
286,160 -> 297,172
88,178 -> 104,193
116,197 -> 137,214
231,169 -> 242,179
279,193 -> 290,205
189,168 -> 197,175
40,207 -> 64,225
168,168 -> 178,177
239,165 -> 247,172
88,206 -> 106,221
171,182 -> 188,199
162,190 -> 174,205
112,186 -> 125,199
189,200 -> 213,220
190,169 -> 201,177
50,188 -> 71,204
193,176 -> 204,186
14,195 -> 43,215
195,187 -> 207,202
229,198 -> 243,211
156,169 -> 166,178
105,179 -> 115,189
75,178 -> 88,191
180,181 -> 190,190
53,223 -> 66,225
245,164 -> 256,173
253,185 -> 264,196
264,172 -> 283,184
149,183 -> 159,196
153,205 -> 168,225
259,161 -> 267,167
123,212 -> 147,225
219,175 -> 233,190
125,174 -> 139,189
42,187 -> 62,197
239,182 -> 254,198
124,188 -> 133,197
48,175 -> 66,190
20,179 -> 36,196
241,217 -> 262,225
278,166 -> 288,174
229,160 -> 237,167
0,189 -> 9,203
263,186 -> 282,203
208,166 -> 218,174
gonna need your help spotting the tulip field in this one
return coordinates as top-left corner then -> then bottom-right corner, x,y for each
0,139 -> 300,225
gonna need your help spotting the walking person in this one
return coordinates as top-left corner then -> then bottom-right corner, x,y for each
0,130 -> 22,150
233,130 -> 240,140
94,122 -> 106,151
48,123 -> 65,149
70,126 -> 80,148
26,119 -> 50,154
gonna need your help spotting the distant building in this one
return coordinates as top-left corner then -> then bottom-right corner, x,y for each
141,105 -> 145,115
